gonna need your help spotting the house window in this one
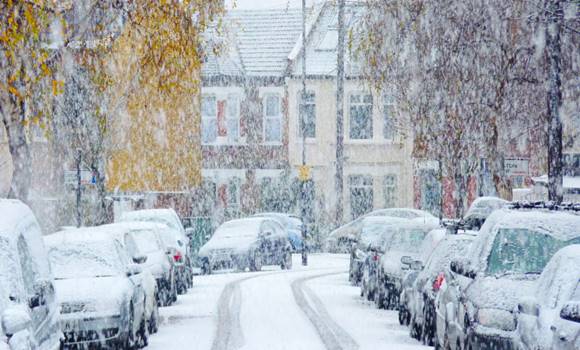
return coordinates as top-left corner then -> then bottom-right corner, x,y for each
349,93 -> 373,140
349,175 -> 374,220
383,95 -> 395,139
299,91 -> 316,138
226,94 -> 240,143
384,175 -> 397,208
226,178 -> 241,216
202,95 -> 217,143
264,94 -> 282,143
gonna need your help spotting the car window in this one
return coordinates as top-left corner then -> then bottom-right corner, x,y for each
570,281 -> 580,301
385,228 -> 428,253
486,228 -> 580,276
17,235 -> 38,295
48,241 -> 125,279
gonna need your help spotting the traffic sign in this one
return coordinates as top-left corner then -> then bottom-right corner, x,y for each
298,165 -> 311,182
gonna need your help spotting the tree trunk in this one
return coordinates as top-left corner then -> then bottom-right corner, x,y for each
3,100 -> 32,202
545,0 -> 563,203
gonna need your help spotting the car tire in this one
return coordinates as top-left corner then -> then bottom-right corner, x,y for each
202,260 -> 212,275
410,317 -> 422,340
250,251 -> 262,272
138,315 -> 149,348
149,299 -> 159,334
374,288 -> 385,309
125,305 -> 137,350
281,251 -> 292,270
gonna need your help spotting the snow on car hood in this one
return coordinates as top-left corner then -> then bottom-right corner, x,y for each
464,276 -> 537,311
381,251 -> 417,278
54,276 -> 130,312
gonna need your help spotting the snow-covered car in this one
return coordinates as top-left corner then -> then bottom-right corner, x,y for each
349,216 -> 407,285
447,209 -> 580,350
0,199 -> 62,350
118,223 -> 178,307
326,208 -> 439,253
514,244 -> 580,350
118,209 -> 193,294
85,223 -> 162,334
198,217 -> 293,274
462,196 -> 508,230
374,221 -> 441,310
252,212 -> 304,252
405,233 -> 475,347
45,229 -> 149,349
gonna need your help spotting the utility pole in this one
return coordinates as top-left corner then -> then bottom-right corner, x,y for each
545,0 -> 563,204
300,0 -> 308,266
335,0 -> 345,225
76,148 -> 82,227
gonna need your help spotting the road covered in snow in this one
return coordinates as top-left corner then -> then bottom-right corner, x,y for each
148,254 -> 429,350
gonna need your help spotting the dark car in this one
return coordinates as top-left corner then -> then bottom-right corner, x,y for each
198,217 -> 293,274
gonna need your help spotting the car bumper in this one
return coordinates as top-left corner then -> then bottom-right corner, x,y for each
60,314 -> 124,346
468,325 -> 515,350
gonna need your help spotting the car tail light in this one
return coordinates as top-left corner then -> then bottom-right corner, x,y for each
433,272 -> 445,292
173,251 -> 183,263
373,254 -> 379,261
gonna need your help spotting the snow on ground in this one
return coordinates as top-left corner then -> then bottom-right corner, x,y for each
148,254 -> 429,350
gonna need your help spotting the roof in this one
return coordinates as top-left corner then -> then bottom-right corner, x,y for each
290,2 -> 364,77
203,8 -> 304,78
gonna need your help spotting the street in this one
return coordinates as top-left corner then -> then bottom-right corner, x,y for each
148,254 -> 429,350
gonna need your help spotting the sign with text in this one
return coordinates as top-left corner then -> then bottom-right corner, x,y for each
64,170 -> 95,187
504,158 -> 529,176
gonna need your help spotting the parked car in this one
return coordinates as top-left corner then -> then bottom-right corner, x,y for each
514,244 -> 580,350
118,209 -> 193,293
0,199 -> 62,350
462,197 -> 508,230
326,208 -> 439,253
252,213 -> 304,252
118,223 -> 178,307
198,217 -> 293,274
446,209 -> 580,350
349,216 -> 407,285
404,233 -> 475,346
45,229 -> 149,349
374,221 -> 440,310
86,223 -> 163,334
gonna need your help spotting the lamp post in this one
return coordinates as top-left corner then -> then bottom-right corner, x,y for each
300,0 -> 308,266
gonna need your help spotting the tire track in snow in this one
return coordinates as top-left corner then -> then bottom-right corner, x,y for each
292,272 -> 359,350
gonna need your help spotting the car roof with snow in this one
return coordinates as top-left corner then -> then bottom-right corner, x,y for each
0,199 -> 37,234
464,196 -> 508,219
44,227 -> 124,246
118,208 -> 184,234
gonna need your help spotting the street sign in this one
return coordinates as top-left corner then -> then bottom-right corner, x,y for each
298,165 -> 311,182
504,158 -> 530,176
64,170 -> 95,187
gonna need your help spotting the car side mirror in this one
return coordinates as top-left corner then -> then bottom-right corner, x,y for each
560,301 -> 580,323
450,259 -> 476,279
126,264 -> 143,277
185,228 -> 195,238
1,306 -> 31,337
518,297 -> 540,317
132,255 -> 148,264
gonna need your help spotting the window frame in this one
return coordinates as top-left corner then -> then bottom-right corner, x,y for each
298,90 -> 316,139
263,93 -> 283,145
226,93 -> 241,144
201,94 -> 218,144
348,92 -> 373,140
384,174 -> 398,208
382,94 -> 396,140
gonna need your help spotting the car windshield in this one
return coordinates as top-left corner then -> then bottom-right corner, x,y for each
48,242 -> 125,279
385,228 -> 428,253
486,228 -> 580,276
0,238 -> 20,299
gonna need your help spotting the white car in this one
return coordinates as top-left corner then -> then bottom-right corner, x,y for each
448,209 -> 580,350
0,199 -> 62,350
45,229 -> 149,349
198,217 -> 292,274
515,244 -> 580,350
88,223 -> 163,333
118,209 -> 193,293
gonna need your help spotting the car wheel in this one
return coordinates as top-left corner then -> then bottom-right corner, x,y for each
281,251 -> 292,270
125,305 -> 137,350
398,307 -> 407,326
251,251 -> 262,272
374,288 -> 385,309
202,260 -> 212,275
149,299 -> 159,334
410,317 -> 422,340
138,314 -> 149,348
